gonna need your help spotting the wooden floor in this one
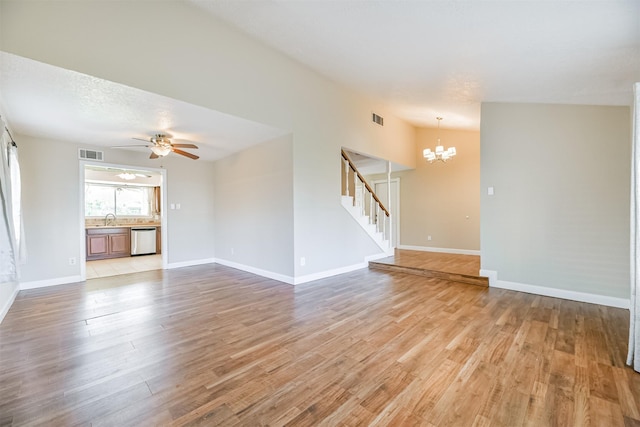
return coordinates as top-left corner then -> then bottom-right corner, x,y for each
0,263 -> 637,426
370,249 -> 488,287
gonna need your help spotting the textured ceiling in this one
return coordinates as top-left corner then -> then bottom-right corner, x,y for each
190,0 -> 640,129
0,52 -> 288,162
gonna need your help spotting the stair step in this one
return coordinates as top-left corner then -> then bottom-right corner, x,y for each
341,196 -> 391,253
368,262 -> 489,287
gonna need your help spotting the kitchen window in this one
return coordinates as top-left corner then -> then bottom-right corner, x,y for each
85,183 -> 153,217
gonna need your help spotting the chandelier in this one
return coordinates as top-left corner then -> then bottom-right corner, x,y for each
423,117 -> 456,163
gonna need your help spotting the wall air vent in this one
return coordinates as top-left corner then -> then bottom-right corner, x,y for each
79,148 -> 104,161
372,112 -> 384,126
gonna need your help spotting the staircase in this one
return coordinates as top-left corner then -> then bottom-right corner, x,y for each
341,195 -> 392,254
341,150 -> 394,255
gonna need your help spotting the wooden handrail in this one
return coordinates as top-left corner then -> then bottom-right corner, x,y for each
341,149 -> 390,217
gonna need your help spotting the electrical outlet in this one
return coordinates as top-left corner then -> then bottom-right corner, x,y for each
427,235 -> 432,241
231,248 -> 235,255
68,257 -> 77,265
300,257 -> 306,266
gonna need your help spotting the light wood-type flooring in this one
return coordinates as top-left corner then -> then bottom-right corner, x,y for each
370,249 -> 488,287
1,262 -> 638,426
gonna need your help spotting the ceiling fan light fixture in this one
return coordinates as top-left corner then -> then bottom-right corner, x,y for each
117,172 -> 136,180
150,145 -> 171,156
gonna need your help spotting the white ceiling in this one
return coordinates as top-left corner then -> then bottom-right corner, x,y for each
0,52 -> 288,162
0,1 -> 638,158
191,0 -> 640,129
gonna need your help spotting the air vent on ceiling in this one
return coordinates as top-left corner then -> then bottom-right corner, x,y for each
372,112 -> 384,126
79,148 -> 104,161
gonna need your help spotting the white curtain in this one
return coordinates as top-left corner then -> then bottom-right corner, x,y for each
628,82 -> 640,370
0,121 -> 25,284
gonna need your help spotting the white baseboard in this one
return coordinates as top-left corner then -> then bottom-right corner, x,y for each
293,251 -> 391,285
481,269 -> 629,309
0,283 -> 20,324
214,258 -> 294,285
366,252 -> 391,262
397,245 -> 481,256
479,269 -> 498,286
20,275 -> 84,290
294,262 -> 367,285
215,251 -> 388,286
165,258 -> 216,270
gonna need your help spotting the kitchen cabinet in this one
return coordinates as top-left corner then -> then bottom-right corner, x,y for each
156,226 -> 162,254
86,227 -> 131,260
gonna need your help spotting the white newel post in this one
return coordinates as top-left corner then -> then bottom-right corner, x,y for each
382,211 -> 386,237
360,180 -> 365,217
369,193 -> 373,224
344,158 -> 350,197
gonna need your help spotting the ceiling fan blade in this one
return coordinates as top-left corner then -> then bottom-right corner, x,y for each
133,137 -> 151,143
171,143 -> 199,149
172,148 -> 199,160
149,152 -> 159,159
112,144 -> 150,148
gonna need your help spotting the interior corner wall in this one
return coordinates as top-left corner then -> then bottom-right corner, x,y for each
213,134 -> 294,277
0,280 -> 19,323
480,103 -> 631,299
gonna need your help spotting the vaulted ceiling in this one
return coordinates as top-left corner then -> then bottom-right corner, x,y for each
1,1 -> 638,161
190,0 -> 640,129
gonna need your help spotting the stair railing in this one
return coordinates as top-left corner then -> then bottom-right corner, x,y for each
341,149 -> 391,242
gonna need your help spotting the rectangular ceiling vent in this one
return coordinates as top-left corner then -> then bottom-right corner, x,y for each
372,112 -> 384,126
79,148 -> 104,161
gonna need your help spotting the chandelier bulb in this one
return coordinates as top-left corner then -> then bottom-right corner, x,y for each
424,116 -> 456,164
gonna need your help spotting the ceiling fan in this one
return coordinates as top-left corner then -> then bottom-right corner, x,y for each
115,133 -> 200,160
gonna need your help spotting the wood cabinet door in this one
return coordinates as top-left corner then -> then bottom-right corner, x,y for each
87,235 -> 109,259
110,233 -> 130,256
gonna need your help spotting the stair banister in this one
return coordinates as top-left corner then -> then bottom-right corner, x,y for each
341,150 -> 390,218
340,149 -> 393,253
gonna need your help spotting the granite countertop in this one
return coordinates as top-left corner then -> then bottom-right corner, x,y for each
86,223 -> 161,229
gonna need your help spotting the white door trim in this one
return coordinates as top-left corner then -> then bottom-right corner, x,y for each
373,177 -> 400,248
79,161 -> 168,279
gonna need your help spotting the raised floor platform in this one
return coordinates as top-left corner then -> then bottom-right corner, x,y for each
369,249 -> 489,287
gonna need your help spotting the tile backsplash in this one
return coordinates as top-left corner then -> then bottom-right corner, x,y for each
85,216 -> 160,227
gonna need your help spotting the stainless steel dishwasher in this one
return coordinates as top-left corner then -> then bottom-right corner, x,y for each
131,227 -> 157,255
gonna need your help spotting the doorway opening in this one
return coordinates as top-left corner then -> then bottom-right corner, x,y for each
79,161 -> 167,280
373,178 -> 400,248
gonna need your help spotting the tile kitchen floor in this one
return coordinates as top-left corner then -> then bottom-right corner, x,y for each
86,254 -> 162,279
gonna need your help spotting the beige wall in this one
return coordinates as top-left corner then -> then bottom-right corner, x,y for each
369,127 -> 481,251
213,135 -> 295,276
481,103 -> 630,299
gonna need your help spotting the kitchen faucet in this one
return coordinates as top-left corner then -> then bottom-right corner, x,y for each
104,213 -> 117,226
